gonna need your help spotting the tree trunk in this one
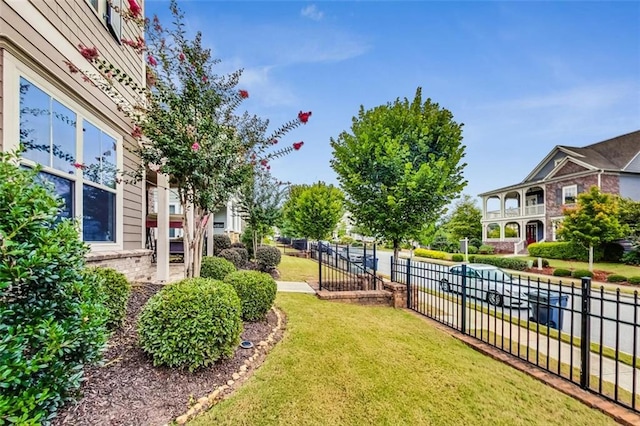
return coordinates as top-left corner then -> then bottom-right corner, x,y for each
393,239 -> 400,264
589,245 -> 594,272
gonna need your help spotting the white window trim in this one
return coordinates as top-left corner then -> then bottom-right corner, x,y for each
562,184 -> 578,205
3,50 -> 124,252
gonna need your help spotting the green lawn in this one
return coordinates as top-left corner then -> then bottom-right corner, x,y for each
191,294 -> 615,426
514,256 -> 640,278
277,253 -> 318,282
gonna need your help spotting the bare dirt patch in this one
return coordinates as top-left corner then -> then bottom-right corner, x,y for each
53,282 -> 283,426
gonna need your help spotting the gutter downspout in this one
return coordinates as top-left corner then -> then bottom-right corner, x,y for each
597,170 -> 602,189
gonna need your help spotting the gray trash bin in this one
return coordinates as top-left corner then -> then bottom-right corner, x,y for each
527,290 -> 568,330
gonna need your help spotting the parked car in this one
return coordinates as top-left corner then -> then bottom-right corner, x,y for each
439,263 -> 529,308
318,240 -> 334,254
339,246 -> 378,269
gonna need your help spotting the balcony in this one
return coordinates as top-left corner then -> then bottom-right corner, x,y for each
525,204 -> 545,216
484,204 -> 545,220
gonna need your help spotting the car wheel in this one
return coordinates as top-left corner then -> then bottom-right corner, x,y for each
440,279 -> 451,293
487,291 -> 503,307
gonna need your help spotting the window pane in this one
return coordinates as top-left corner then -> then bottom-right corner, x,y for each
51,100 -> 77,174
20,78 -> 51,166
37,171 -> 74,220
83,184 -> 115,242
83,121 -> 117,188
101,133 -> 117,188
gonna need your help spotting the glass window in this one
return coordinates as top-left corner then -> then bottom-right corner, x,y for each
19,76 -> 119,245
88,0 -> 99,10
83,185 -> 116,242
563,185 -> 577,204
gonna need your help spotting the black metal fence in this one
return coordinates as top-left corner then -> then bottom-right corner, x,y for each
391,257 -> 640,413
310,242 -> 382,291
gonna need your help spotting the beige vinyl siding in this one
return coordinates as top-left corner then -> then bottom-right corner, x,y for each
1,0 -> 145,250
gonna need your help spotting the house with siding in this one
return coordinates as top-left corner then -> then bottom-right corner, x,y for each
478,130 -> 640,254
1,0 -> 242,282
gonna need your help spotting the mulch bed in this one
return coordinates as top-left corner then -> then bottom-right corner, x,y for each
524,267 -> 611,283
53,282 -> 283,426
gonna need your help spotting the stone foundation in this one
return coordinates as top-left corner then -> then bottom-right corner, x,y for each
483,241 -> 516,254
86,249 -> 155,283
315,280 -> 410,309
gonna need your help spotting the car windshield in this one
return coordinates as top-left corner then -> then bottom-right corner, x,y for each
479,269 -> 512,282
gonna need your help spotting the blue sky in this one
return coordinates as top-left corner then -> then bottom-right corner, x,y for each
147,1 -> 640,205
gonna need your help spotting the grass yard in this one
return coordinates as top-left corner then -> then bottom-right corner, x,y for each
277,252 -> 319,282
514,256 -> 640,279
191,293 -> 616,426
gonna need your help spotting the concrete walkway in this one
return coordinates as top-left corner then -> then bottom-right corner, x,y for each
276,281 -> 316,294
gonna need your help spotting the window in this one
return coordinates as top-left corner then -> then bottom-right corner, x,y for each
562,185 -> 577,205
19,77 -> 120,244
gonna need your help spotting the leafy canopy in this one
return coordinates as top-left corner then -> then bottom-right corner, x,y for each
282,182 -> 345,241
330,87 -> 467,254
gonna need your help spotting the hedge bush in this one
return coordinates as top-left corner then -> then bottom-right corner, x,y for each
572,269 -> 593,279
553,268 -> 572,277
212,234 -> 232,256
231,242 -> 246,249
231,247 -> 249,265
218,248 -> 243,269
468,245 -> 478,255
527,241 -> 603,262
224,271 -> 277,321
628,276 -> 640,285
0,153 -> 108,424
255,246 -> 282,271
607,274 -> 627,283
414,248 -> 447,260
201,256 -> 236,280
623,250 -> 640,266
451,254 -> 464,262
470,256 -> 528,271
138,278 -> 242,371
85,267 -> 131,330
478,244 -> 495,255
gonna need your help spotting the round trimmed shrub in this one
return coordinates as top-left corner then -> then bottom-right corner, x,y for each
572,269 -> 593,279
478,244 -> 495,255
255,246 -> 282,271
451,254 -> 464,262
628,276 -> 640,285
137,278 -> 242,371
607,274 -> 627,283
85,267 -> 131,330
212,234 -> 232,256
552,268 -> 571,277
468,245 -> 478,254
218,248 -> 243,268
201,256 -> 236,280
232,247 -> 249,264
0,152 -> 108,424
224,271 -> 277,321
231,242 -> 246,249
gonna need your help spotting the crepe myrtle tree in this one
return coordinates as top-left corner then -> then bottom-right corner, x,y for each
331,87 -> 467,261
67,0 -> 310,277
236,167 -> 288,257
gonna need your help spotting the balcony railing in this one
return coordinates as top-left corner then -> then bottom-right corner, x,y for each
525,204 -> 545,215
485,204 -> 545,219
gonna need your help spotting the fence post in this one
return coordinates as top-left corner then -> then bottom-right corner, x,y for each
373,244 -> 378,290
318,244 -> 322,291
406,258 -> 412,309
580,277 -> 591,389
391,255 -> 395,282
461,263 -> 467,335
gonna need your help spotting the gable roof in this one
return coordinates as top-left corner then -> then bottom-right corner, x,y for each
523,130 -> 640,182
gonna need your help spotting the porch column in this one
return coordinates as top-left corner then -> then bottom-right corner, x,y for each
156,173 -> 170,282
520,190 -> 525,216
206,215 -> 214,256
226,201 -> 232,235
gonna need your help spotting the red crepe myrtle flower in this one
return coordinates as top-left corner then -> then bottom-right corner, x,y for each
179,52 -> 186,62
64,60 -> 79,74
293,141 -> 304,150
271,139 -> 278,145
147,55 -> 158,66
73,162 -> 86,170
202,75 -> 208,83
239,90 -> 249,99
122,36 -> 145,53
298,111 -> 312,124
192,142 -> 201,151
260,159 -> 268,167
131,126 -> 143,139
127,0 -> 142,18
78,45 -> 99,62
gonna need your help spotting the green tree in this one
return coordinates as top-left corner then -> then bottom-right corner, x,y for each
282,182 -> 344,242
445,194 -> 482,242
557,186 -> 627,271
330,87 -> 467,259
237,168 -> 287,257
71,0 -> 310,277
618,197 -> 640,244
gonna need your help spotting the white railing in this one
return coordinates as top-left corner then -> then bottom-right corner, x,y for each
525,204 -> 545,215
504,207 -> 521,217
486,210 -> 501,219
514,239 -> 526,255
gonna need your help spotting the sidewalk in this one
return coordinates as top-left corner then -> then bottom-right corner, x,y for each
276,281 -> 316,294
421,296 -> 640,394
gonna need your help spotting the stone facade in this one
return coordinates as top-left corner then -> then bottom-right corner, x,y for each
86,249 -> 155,283
484,241 -> 517,254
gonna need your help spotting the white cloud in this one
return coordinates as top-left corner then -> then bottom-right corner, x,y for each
301,4 -> 324,21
